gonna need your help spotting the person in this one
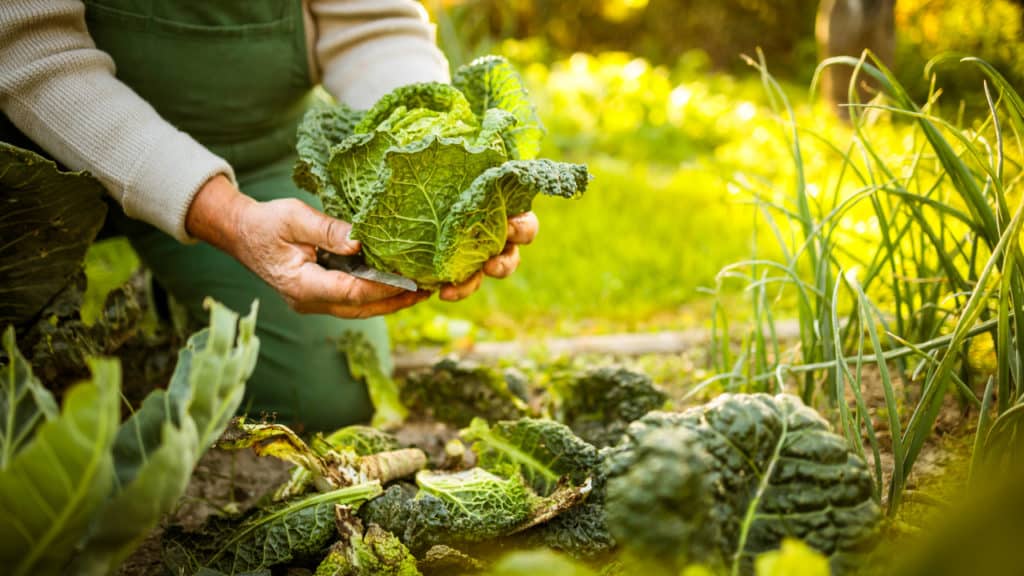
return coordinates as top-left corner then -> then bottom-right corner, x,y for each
0,0 -> 538,432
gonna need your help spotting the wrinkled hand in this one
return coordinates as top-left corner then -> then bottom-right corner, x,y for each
187,175 -> 429,318
439,211 -> 540,301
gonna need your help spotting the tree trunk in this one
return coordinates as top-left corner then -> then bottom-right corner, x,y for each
816,0 -> 895,119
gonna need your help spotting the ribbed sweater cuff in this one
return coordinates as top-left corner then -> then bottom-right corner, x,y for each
121,123 -> 235,243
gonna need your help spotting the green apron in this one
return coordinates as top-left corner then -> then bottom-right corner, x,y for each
74,0 -> 388,432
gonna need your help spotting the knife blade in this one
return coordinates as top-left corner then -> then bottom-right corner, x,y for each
316,249 -> 419,292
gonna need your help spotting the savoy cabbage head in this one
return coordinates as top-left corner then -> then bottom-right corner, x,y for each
295,56 -> 590,289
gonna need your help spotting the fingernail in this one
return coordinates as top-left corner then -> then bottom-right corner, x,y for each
345,228 -> 354,241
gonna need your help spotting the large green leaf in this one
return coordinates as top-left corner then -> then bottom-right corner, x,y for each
434,159 -> 588,283
0,357 -> 120,575
71,415 -> 199,575
351,137 -> 505,285
164,483 -> 383,575
452,55 -> 544,160
294,103 -> 366,201
171,299 -> 260,451
71,300 -> 260,574
1,325 -> 58,467
462,418 -> 598,496
326,130 -> 398,222
0,143 -> 107,327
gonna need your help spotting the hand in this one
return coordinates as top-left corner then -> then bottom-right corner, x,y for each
186,175 -> 430,318
439,211 -> 539,301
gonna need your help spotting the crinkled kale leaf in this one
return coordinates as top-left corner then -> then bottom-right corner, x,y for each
548,366 -> 668,448
294,56 -> 589,289
604,393 -> 881,575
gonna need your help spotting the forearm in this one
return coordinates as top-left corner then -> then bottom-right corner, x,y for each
0,0 -> 234,242
185,175 -> 255,254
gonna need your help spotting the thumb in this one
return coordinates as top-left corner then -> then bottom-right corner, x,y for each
286,200 -> 361,255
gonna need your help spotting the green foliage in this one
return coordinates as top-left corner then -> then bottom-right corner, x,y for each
452,55 -> 545,160
315,521 -> 421,576
163,483 -> 384,575
313,425 -> 402,457
605,394 -> 880,575
0,326 -> 58,467
81,238 -> 142,327
416,469 -> 535,542
401,359 -> 532,427
548,366 -> 668,447
0,299 -> 260,575
463,417 -> 599,495
605,427 -> 716,571
294,100 -> 366,201
0,143 -> 107,328
295,55 -> 589,289
894,0 -> 1024,111
361,466 -> 589,556
339,331 -> 407,429
0,353 -> 120,575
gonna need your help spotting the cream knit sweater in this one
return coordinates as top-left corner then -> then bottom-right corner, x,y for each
0,0 -> 449,242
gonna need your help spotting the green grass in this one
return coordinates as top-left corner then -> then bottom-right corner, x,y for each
388,156 -> 758,342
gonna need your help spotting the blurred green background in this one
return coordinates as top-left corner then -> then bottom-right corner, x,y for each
385,0 -> 1024,344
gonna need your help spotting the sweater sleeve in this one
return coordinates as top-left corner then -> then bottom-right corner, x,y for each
310,0 -> 450,110
0,0 -> 235,243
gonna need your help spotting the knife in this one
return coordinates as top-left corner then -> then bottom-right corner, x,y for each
316,248 -> 419,292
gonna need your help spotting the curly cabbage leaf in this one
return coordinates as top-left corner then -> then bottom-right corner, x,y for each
604,394 -> 881,575
452,55 -> 544,160
361,467 -> 589,555
462,417 -> 598,496
312,425 -> 401,457
605,427 -> 716,569
163,483 -> 383,575
294,55 -> 589,289
294,102 -> 365,208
